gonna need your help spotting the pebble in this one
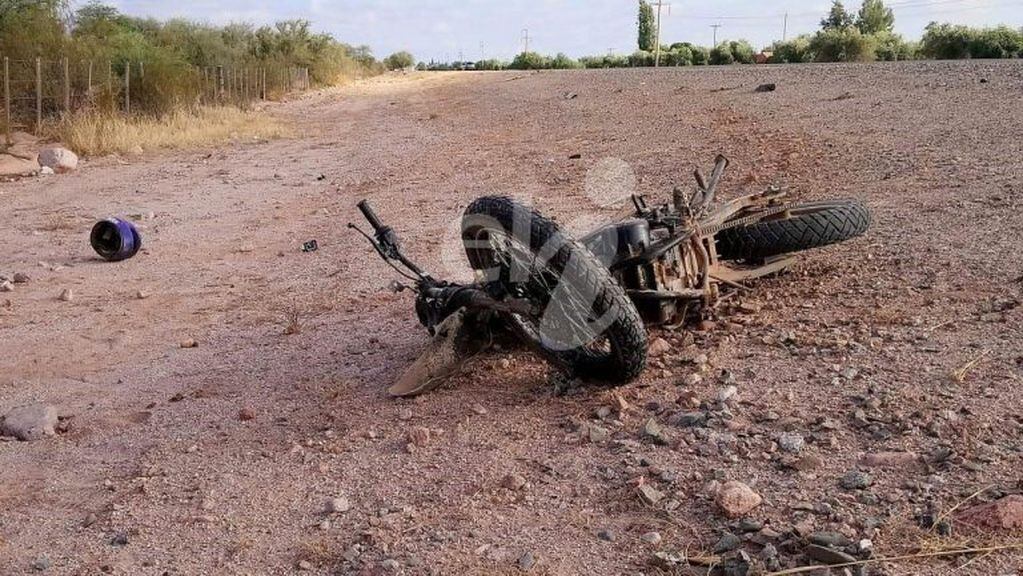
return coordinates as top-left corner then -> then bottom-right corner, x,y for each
649,337 -> 672,357
672,411 -> 707,427
641,531 -> 662,545
0,280 -> 12,292
180,339 -> 198,348
597,529 -> 616,542
110,532 -> 129,546
380,558 -> 401,572
717,385 -> 738,402
136,290 -> 149,299
809,531 -> 852,548
805,543 -> 857,565
238,407 -> 256,421
778,433 -> 805,454
715,481 -> 763,518
588,424 -> 610,443
58,288 -> 73,301
31,556 -> 51,571
643,418 -> 667,444
638,484 -> 665,505
502,473 -> 527,491
839,470 -> 873,490
407,426 -> 431,447
517,551 -> 536,571
327,495 -> 351,513
1,403 -> 58,441
713,532 -> 742,553
471,404 -> 488,415
297,559 -> 313,570
12,272 -> 29,283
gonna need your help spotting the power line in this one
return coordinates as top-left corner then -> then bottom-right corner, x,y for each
710,23 -> 722,46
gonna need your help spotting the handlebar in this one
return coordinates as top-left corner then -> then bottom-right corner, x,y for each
357,200 -> 385,233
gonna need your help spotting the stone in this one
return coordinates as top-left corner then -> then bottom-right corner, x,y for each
58,288 -> 73,302
0,153 -> 39,177
859,451 -> 921,469
517,551 -> 536,571
649,337 -> 671,357
38,147 -> 79,173
717,385 -> 738,403
502,473 -> 527,491
327,495 -> 351,513
638,484 -> 665,505
39,166 -> 54,176
713,532 -> 742,553
380,559 -> 400,572
12,272 -> 29,284
641,531 -> 662,545
956,495 -> 1023,531
587,424 -> 610,443
805,544 -> 856,565
597,529 -> 616,542
643,418 -> 667,444
839,470 -> 873,490
297,559 -> 313,571
778,433 -> 805,454
672,411 -> 707,428
31,556 -> 51,571
809,531 -> 852,548
715,481 -> 763,518
179,338 -> 198,348
1,403 -> 58,441
0,280 -> 12,292
238,407 -> 256,421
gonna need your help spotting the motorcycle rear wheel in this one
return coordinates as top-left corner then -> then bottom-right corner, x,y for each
462,196 -> 647,384
715,199 -> 870,261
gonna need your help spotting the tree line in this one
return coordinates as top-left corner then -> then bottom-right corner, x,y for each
424,0 -> 1022,71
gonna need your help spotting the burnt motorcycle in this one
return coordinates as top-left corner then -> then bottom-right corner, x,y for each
350,155 -> 870,397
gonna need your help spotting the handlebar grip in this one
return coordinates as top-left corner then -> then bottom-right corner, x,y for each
357,200 -> 384,232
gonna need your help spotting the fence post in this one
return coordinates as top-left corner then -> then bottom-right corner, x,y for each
3,57 -> 10,146
87,60 -> 93,94
63,57 -> 70,113
35,57 -> 42,134
124,62 -> 131,115
261,67 -> 266,100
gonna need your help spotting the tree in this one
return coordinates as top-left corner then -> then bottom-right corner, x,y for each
856,0 -> 894,35
637,0 -> 656,51
810,27 -> 876,62
383,50 -> 414,70
709,44 -> 734,65
820,1 -> 853,30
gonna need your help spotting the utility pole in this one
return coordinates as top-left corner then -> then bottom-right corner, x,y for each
783,13 -> 788,41
651,0 -> 671,67
480,41 -> 485,62
521,28 -> 530,54
710,23 -> 722,47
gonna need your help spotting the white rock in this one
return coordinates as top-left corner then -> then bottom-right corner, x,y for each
0,280 -> 13,292
327,495 -> 351,513
1,404 -> 58,441
39,166 -> 54,176
38,147 -> 79,173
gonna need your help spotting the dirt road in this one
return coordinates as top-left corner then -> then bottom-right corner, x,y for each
1,62 -> 1021,575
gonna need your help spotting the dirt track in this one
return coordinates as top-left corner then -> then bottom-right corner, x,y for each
1,62 -> 1022,575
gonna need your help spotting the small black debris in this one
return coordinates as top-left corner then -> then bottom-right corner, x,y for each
754,83 -> 777,93
568,153 -> 582,160
980,78 -> 989,83
562,91 -> 578,100
316,174 -> 326,181
302,240 -> 319,253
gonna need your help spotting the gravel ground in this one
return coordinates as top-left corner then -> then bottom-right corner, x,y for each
1,61 -> 1021,576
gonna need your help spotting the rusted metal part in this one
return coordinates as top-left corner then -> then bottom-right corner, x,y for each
388,309 -> 489,397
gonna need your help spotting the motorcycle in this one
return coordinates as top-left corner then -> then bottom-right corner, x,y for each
350,155 -> 870,397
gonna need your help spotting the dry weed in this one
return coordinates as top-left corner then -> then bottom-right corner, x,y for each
46,106 -> 290,157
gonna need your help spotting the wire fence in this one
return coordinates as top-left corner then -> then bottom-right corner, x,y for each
1,55 -> 311,144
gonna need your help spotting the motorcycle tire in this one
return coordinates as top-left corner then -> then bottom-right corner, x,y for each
715,199 -> 870,261
462,196 -> 647,384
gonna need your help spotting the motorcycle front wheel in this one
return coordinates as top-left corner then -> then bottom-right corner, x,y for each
461,196 -> 647,384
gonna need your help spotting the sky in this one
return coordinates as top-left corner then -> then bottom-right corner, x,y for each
99,0 -> 1023,62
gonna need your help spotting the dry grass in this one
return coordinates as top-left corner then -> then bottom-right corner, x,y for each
47,106 -> 290,157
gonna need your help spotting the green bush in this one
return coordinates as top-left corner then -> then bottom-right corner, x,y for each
810,27 -> 876,62
709,44 -> 734,65
383,51 -> 414,70
628,50 -> 654,67
728,40 -> 756,64
663,45 -> 693,66
873,31 -> 914,61
769,35 -> 813,63
510,51 -> 549,70
969,26 -> 1023,58
690,45 -> 710,65
550,52 -> 582,69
